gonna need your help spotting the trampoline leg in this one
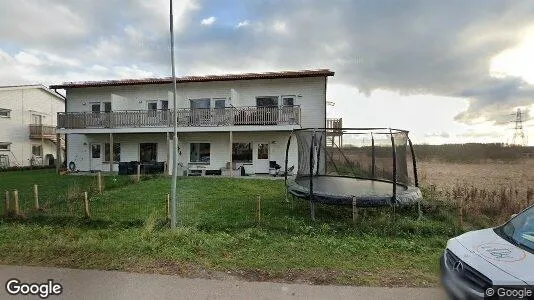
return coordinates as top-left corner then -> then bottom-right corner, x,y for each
352,197 -> 358,223
310,202 -> 316,221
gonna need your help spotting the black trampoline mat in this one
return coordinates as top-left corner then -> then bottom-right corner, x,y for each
294,176 -> 406,198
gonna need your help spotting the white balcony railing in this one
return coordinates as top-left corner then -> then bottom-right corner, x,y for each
57,106 -> 301,129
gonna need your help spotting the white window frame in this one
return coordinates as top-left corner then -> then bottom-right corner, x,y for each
0,142 -> 11,151
189,142 -> 211,164
0,108 -> 11,118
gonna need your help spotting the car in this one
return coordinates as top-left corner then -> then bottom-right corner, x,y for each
441,204 -> 534,299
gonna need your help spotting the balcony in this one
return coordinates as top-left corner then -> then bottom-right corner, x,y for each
57,106 -> 301,129
29,124 -> 56,139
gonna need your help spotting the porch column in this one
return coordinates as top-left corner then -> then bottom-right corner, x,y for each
229,131 -> 233,177
109,133 -> 113,172
55,133 -> 61,173
166,132 -> 170,175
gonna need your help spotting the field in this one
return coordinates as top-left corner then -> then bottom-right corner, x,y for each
0,151 -> 531,287
0,171 -> 459,287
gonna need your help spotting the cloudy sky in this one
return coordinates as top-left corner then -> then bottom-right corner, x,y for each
1,0 -> 534,145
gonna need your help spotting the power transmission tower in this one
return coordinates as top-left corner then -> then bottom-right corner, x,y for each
511,108 -> 527,146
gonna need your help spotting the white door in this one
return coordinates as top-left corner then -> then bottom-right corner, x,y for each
90,143 -> 103,171
253,142 -> 270,174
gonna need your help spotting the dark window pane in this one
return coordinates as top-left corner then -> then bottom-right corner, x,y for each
140,143 -> 157,162
105,143 -> 120,162
190,99 -> 210,109
190,143 -> 210,163
282,97 -> 294,106
104,102 -> 112,112
91,144 -> 101,158
232,143 -> 252,163
257,143 -> 269,159
256,97 -> 278,107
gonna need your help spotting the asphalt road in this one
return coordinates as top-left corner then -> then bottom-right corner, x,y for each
0,265 -> 447,300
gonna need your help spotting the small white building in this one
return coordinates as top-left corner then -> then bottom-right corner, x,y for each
0,85 -> 65,168
50,69 -> 334,175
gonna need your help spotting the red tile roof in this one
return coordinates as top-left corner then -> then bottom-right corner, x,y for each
50,69 -> 335,89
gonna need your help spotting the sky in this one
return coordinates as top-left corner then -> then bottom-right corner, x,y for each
0,0 -> 534,145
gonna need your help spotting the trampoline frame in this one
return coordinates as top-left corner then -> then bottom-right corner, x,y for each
284,127 -> 420,208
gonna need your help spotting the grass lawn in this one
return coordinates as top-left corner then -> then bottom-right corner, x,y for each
0,172 -> 462,287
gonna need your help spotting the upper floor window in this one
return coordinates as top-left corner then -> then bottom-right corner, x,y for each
0,108 -> 11,118
190,98 -> 211,109
256,96 -> 278,107
282,95 -> 295,106
0,142 -> 10,151
214,98 -> 226,109
147,101 -> 158,111
161,100 -> 169,110
32,114 -> 42,125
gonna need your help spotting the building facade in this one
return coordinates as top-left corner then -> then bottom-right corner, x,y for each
50,69 -> 334,175
0,85 -> 65,168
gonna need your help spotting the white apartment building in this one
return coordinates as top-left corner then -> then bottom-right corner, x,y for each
50,69 -> 334,176
0,85 -> 65,168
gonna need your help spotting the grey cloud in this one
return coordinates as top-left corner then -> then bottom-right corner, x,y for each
1,0 -> 534,126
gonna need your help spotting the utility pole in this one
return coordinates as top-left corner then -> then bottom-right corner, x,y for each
170,0 -> 179,228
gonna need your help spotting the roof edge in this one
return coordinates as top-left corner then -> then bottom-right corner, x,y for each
50,69 -> 335,89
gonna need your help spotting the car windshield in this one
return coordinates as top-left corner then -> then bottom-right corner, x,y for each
501,206 -> 534,252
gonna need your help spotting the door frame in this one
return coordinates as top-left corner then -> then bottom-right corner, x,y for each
90,143 -> 103,171
253,142 -> 270,174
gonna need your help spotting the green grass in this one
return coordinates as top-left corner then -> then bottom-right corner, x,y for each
0,171 -> 462,287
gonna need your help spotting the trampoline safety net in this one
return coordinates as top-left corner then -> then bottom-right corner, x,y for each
285,128 -> 422,207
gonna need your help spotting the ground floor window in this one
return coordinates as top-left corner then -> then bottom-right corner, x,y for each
0,154 -> 9,167
0,142 -> 10,151
104,143 -> 121,162
232,143 -> 252,163
140,143 -> 157,162
190,143 -> 210,163
32,145 -> 42,156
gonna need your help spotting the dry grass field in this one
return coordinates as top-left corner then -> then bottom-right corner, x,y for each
418,158 -> 534,226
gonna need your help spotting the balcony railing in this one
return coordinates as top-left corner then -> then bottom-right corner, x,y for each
57,106 -> 301,129
29,124 -> 56,138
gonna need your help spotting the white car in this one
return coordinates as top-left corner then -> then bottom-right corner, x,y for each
441,205 -> 534,299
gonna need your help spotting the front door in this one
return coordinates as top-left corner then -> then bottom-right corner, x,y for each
253,142 -> 269,174
90,143 -> 103,171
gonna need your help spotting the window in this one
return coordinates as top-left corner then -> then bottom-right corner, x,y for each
0,143 -> 10,151
257,143 -> 269,159
232,143 -> 252,163
0,108 -> 11,118
104,143 -> 121,162
214,98 -> 226,108
282,95 -> 295,106
161,100 -> 169,110
147,101 -> 158,110
190,98 -> 211,109
104,102 -> 112,113
91,144 -> 101,158
190,143 -> 210,163
256,96 -> 278,107
0,154 -> 9,168
140,143 -> 157,162
32,145 -> 42,157
91,103 -> 101,114
32,114 -> 42,125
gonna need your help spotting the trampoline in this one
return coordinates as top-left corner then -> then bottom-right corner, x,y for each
284,128 -> 422,211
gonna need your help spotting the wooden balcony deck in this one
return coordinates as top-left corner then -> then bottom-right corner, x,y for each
57,106 -> 301,129
29,124 -> 56,139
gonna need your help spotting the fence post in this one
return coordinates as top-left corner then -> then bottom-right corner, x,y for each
34,184 -> 40,210
84,192 -> 90,218
167,193 -> 171,220
4,190 -> 9,216
13,190 -> 20,216
352,196 -> 358,223
458,197 -> 464,229
97,172 -> 103,193
137,164 -> 141,183
257,195 -> 261,225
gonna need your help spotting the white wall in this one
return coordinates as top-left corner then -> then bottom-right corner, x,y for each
66,133 -> 168,172
67,131 -> 298,174
0,86 -> 64,167
65,76 -> 327,129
